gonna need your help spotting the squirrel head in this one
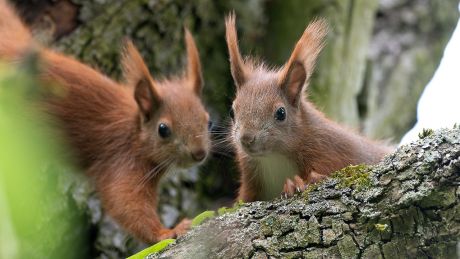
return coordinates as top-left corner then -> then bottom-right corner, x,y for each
122,29 -> 210,169
225,13 -> 328,157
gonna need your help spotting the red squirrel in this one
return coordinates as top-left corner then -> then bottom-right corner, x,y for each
225,14 -> 393,202
0,0 -> 211,243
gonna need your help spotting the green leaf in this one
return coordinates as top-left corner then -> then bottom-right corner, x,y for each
191,210 -> 216,227
127,239 -> 175,259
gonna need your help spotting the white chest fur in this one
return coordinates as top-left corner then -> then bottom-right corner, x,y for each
254,153 -> 299,201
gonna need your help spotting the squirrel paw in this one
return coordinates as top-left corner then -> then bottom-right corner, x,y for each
173,218 -> 192,237
157,218 -> 192,241
282,175 -> 307,198
158,229 -> 176,240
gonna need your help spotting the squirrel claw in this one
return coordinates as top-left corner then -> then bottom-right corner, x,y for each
280,192 -> 287,199
282,175 -> 307,198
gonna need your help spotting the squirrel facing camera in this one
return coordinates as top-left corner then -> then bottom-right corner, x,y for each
225,13 -> 392,202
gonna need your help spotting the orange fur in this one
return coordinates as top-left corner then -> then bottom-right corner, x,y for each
225,14 -> 393,202
0,0 -> 210,243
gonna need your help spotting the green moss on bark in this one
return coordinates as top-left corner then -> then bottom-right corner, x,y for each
332,164 -> 371,191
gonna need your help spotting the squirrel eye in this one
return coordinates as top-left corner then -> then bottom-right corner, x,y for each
208,120 -> 213,131
229,108 -> 235,120
158,123 -> 171,138
274,107 -> 286,121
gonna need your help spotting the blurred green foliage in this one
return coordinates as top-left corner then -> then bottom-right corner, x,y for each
0,61 -> 90,259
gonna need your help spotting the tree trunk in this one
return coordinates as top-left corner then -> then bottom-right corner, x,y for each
363,0 -> 459,140
150,127 -> 460,258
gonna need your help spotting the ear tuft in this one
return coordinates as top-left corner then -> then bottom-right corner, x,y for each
121,39 -> 152,87
279,18 -> 328,106
225,12 -> 248,89
296,18 -> 328,71
184,28 -> 203,95
121,39 -> 162,121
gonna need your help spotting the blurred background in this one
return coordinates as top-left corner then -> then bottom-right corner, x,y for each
1,0 -> 458,258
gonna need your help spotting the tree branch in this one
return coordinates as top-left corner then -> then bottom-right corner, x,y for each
150,128 -> 460,258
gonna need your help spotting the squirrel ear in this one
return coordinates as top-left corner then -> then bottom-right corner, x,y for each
280,61 -> 307,106
279,18 -> 328,106
121,39 -> 162,121
225,12 -> 248,89
134,78 -> 161,121
184,28 -> 203,95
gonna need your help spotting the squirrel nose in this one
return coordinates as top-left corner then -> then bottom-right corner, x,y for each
191,149 -> 207,162
241,134 -> 256,148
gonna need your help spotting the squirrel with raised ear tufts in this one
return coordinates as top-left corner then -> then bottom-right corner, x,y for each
225,13 -> 393,202
0,0 -> 211,243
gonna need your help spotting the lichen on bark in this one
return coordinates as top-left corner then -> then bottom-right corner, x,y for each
149,128 -> 460,258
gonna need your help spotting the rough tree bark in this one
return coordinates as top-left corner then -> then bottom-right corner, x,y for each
150,128 -> 460,258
